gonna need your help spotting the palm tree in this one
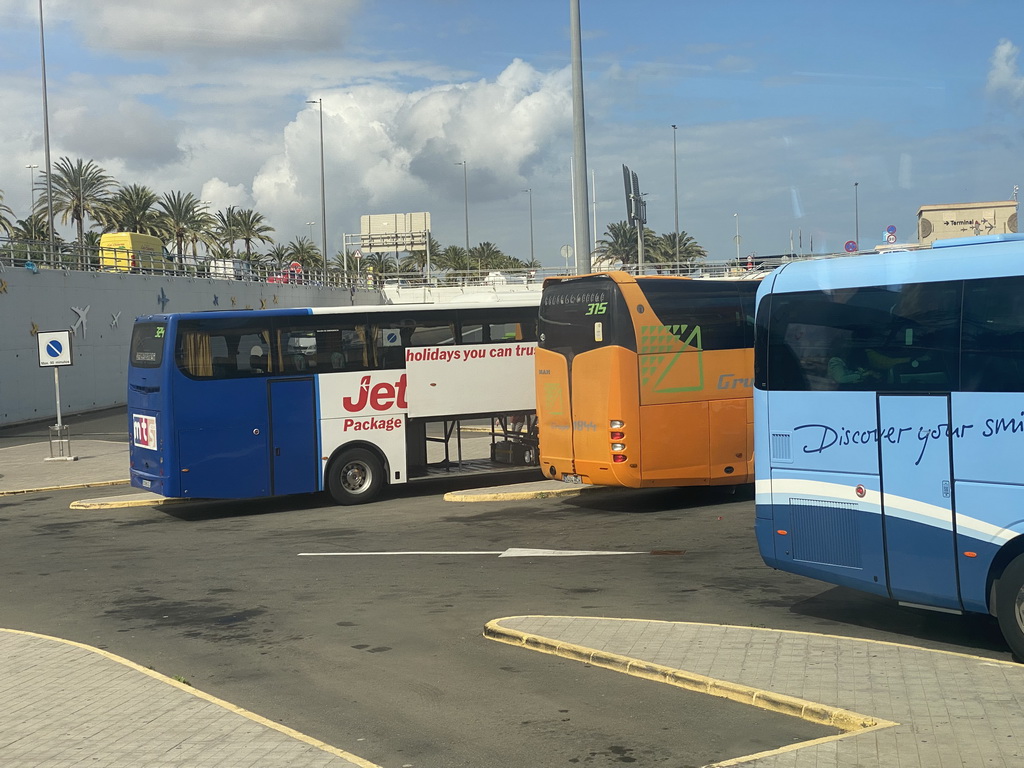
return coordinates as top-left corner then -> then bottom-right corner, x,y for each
212,206 -> 240,256
649,231 -> 707,273
37,157 -> 116,245
98,184 -> 164,235
13,212 -> 52,241
0,190 -> 14,236
469,241 -> 508,271
158,191 -> 208,259
398,234 -> 443,278
233,208 -> 275,262
594,221 -> 657,268
286,236 -> 322,268
435,245 -> 471,272
362,252 -> 397,285
265,244 -> 291,270
330,248 -> 362,275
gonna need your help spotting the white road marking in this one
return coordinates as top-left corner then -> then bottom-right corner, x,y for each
298,548 -> 648,558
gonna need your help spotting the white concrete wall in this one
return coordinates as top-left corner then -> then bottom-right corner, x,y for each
0,266 -> 381,425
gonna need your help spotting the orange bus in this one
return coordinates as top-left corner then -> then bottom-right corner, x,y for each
535,271 -> 760,488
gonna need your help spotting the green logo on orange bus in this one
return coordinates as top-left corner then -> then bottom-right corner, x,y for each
639,324 -> 704,392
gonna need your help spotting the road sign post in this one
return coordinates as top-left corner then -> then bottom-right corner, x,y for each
37,330 -> 76,461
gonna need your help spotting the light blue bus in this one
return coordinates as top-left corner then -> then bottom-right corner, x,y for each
753,233 -> 1024,657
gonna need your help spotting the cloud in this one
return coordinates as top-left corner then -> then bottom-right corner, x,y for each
251,59 -> 572,248
51,0 -> 361,56
987,39 -> 1024,105
56,100 -> 184,169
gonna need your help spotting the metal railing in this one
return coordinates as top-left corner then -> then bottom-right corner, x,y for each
0,237 -> 823,286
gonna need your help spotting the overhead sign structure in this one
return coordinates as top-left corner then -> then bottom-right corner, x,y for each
37,330 -> 73,367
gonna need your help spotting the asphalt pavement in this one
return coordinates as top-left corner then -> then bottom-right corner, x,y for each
3,409 -> 1024,766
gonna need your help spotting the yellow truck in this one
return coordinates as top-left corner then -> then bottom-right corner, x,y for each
98,232 -> 172,273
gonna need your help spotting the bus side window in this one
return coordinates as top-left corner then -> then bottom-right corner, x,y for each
374,315 -> 455,368
962,276 -> 1024,392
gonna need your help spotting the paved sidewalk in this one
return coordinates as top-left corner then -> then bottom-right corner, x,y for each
0,439 -> 131,497
486,616 -> 1024,768
0,629 -> 380,768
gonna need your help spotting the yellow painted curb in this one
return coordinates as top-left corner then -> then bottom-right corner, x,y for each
0,627 -> 383,768
70,494 -> 184,509
484,616 -> 899,766
444,485 -> 589,502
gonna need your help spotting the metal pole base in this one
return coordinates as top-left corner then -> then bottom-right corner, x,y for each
46,424 -> 77,461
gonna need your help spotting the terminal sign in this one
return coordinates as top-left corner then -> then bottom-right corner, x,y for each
37,330 -> 73,367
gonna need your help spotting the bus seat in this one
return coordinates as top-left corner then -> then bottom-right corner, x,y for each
330,352 -> 345,370
249,346 -> 266,374
290,354 -> 308,372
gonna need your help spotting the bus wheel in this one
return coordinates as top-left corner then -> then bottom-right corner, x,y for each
996,554 -> 1024,660
328,448 -> 384,505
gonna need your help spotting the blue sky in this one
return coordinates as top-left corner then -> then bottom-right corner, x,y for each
1,0 -> 1022,266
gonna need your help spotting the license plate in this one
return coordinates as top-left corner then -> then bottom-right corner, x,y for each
562,474 -> 583,485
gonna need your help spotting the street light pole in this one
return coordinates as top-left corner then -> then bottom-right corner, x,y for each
672,124 -> 679,263
734,213 -> 741,263
37,0 -> 54,252
854,182 -> 860,250
306,221 -> 316,242
523,188 -> 534,266
306,99 -> 328,263
455,160 -> 470,267
26,164 -> 39,211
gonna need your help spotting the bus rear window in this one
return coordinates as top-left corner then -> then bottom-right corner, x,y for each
130,322 -> 167,368
538,276 -> 633,353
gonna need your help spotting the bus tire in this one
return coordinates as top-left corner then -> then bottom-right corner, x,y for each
996,554 -> 1024,660
328,448 -> 384,505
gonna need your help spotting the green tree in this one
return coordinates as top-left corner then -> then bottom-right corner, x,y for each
362,251 -> 397,284
38,157 -> 116,245
233,208 -> 275,262
330,248 -> 362,274
212,206 -> 240,256
266,244 -> 291,270
12,212 -> 53,242
98,183 -> 164,235
0,190 -> 14,236
286,236 -> 322,268
399,234 -> 443,276
649,231 -> 707,273
594,221 -> 657,268
158,191 -> 209,259
469,241 -> 508,271
435,245 -> 471,272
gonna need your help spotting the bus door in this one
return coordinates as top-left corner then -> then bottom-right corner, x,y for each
878,394 -> 961,610
269,378 -> 319,496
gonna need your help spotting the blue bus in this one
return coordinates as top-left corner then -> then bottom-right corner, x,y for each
128,297 -> 540,505
753,233 -> 1024,657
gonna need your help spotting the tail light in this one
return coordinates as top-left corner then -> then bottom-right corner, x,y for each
610,419 -> 627,464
